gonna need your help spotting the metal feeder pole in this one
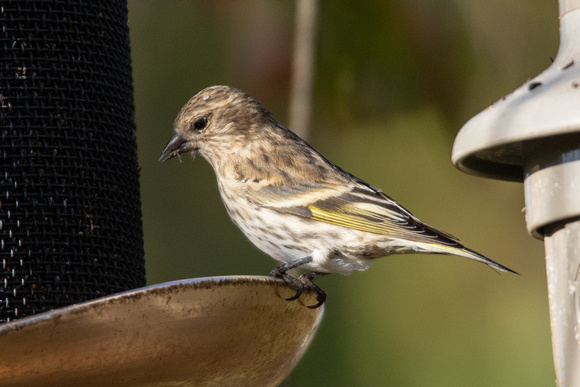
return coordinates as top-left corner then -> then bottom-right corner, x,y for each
452,1 -> 580,386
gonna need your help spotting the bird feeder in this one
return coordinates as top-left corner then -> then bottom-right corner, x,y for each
452,1 -> 580,385
0,1 -> 323,385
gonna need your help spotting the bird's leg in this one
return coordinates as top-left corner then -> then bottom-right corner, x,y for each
269,257 -> 313,301
269,256 -> 313,276
269,257 -> 327,308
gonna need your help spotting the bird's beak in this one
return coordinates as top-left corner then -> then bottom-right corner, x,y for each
159,134 -> 196,162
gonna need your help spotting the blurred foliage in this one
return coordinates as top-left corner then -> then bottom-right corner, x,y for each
128,0 -> 558,385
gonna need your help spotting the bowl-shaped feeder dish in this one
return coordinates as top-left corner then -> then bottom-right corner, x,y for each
0,276 -> 324,386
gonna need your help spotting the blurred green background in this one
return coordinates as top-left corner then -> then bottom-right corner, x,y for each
128,1 -> 556,385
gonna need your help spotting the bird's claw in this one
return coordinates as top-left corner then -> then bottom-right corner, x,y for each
299,274 -> 326,309
269,265 -> 326,308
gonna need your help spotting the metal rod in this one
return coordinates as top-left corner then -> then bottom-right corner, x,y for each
544,220 -> 580,386
289,0 -> 318,140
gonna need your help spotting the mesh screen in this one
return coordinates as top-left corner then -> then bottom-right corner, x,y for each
0,0 -> 145,322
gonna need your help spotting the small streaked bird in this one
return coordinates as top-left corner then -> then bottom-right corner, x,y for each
160,85 -> 516,308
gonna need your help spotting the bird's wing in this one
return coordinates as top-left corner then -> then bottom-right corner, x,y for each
246,181 -> 462,247
246,180 -> 518,273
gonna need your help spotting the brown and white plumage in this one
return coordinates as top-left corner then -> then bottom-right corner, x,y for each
160,85 -> 516,306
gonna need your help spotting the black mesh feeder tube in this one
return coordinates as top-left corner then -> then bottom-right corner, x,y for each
0,1 -> 145,321
0,2 -> 323,385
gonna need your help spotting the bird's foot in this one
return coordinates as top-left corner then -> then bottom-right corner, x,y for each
298,272 -> 327,309
269,258 -> 327,308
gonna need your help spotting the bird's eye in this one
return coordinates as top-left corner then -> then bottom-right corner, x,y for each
193,117 -> 208,131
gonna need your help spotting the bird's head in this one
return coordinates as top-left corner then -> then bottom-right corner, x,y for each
159,85 -> 274,163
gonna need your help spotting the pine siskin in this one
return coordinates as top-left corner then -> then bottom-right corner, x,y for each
160,85 -> 516,308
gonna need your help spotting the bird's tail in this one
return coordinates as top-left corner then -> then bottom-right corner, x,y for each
450,245 -> 518,274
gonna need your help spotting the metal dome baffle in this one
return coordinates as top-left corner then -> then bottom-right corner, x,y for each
1,1 -> 323,385
452,1 -> 580,386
